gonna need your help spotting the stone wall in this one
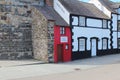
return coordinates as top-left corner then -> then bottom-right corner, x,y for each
32,7 -> 49,62
0,24 -> 33,59
47,21 -> 54,62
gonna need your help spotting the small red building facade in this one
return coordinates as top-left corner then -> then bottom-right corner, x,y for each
54,26 -> 71,63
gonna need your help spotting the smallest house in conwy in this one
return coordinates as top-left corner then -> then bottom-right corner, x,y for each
32,0 -> 71,63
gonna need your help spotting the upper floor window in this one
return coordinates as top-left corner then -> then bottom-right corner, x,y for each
103,20 -> 107,29
118,8 -> 120,14
118,21 -> 120,31
102,38 -> 108,49
60,27 -> 65,35
39,0 -> 45,6
79,16 -> 85,26
72,16 -> 78,26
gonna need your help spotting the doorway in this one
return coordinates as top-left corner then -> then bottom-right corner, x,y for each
57,44 -> 63,62
91,39 -> 97,56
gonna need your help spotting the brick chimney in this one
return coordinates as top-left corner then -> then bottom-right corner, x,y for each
45,0 -> 53,6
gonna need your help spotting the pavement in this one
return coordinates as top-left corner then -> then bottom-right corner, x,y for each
14,64 -> 120,80
0,54 -> 120,80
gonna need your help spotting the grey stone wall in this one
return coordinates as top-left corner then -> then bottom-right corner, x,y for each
0,24 -> 33,59
47,21 -> 54,62
32,7 -> 49,62
32,7 -> 54,62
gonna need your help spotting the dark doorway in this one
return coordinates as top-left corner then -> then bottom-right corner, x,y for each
57,44 -> 63,62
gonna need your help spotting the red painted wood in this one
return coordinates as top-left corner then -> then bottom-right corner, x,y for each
54,25 -> 71,63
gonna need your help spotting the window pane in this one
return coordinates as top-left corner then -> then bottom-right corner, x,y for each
72,16 -> 78,25
118,22 -> 120,31
60,27 -> 65,34
79,39 -> 85,51
103,39 -> 107,49
118,39 -> 120,49
103,20 -> 107,28
79,16 -> 85,26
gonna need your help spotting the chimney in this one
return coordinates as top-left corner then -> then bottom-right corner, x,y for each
45,0 -> 53,6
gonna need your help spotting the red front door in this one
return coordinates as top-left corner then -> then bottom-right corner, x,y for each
57,44 -> 63,62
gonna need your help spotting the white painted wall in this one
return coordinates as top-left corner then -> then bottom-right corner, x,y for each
54,0 -> 70,24
72,27 -> 111,51
87,18 -> 102,27
112,32 -> 117,48
111,14 -> 117,49
89,0 -> 111,18
112,14 -> 118,31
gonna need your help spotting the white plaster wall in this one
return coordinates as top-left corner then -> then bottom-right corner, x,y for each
112,14 -> 117,31
54,0 -> 70,24
112,32 -> 117,48
87,18 -> 102,27
72,27 -> 111,51
89,0 -> 111,18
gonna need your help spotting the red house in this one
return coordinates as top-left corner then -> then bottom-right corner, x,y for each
54,26 -> 71,63
32,0 -> 71,63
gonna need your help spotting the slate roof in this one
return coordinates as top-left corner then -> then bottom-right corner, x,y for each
33,5 -> 68,26
111,3 -> 120,9
98,0 -> 120,13
59,0 -> 109,19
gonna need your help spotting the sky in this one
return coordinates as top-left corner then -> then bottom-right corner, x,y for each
80,0 -> 120,2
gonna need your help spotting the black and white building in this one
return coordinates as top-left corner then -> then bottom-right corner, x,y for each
90,0 -> 120,55
54,0 -> 120,60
